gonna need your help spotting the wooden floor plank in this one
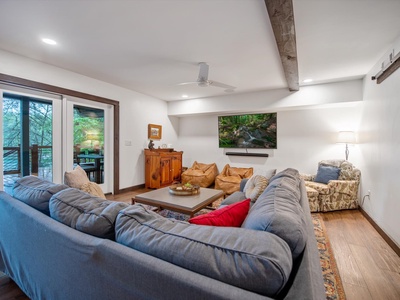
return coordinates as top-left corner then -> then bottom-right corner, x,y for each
343,282 -> 373,300
384,269 -> 400,297
320,217 -> 366,287
348,243 -> 399,300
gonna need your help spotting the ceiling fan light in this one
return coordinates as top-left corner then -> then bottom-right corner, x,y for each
42,38 -> 57,45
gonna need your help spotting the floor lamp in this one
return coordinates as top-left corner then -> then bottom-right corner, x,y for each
337,131 -> 356,161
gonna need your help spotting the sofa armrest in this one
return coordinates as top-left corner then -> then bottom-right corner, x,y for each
327,180 -> 359,196
240,178 -> 249,192
220,191 -> 247,206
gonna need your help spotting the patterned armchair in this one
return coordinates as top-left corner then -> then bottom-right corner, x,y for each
215,164 -> 253,195
301,159 -> 361,212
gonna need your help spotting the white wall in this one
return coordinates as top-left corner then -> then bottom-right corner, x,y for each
0,49 -> 178,189
176,104 -> 362,177
359,35 -> 400,247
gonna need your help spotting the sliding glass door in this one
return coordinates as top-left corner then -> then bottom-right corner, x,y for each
1,89 -> 112,194
65,97 -> 113,193
1,90 -> 62,191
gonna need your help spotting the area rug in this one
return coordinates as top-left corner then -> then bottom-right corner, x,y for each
312,213 -> 346,300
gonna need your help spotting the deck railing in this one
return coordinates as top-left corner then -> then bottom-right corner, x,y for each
3,144 -> 52,175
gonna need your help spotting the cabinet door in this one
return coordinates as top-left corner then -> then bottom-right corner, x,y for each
145,154 -> 160,188
160,157 -> 172,187
171,154 -> 182,182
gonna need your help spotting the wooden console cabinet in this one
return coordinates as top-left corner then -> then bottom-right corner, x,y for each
144,149 -> 183,189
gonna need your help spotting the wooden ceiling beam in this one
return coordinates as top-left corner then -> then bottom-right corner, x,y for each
264,0 -> 299,91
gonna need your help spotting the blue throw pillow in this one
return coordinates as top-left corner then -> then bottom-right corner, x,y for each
314,165 -> 340,184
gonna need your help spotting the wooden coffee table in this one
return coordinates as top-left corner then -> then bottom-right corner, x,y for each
132,187 -> 224,217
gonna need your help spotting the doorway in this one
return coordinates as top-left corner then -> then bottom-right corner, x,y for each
65,98 -> 113,194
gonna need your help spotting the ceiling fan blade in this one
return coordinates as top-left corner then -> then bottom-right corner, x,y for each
198,62 -> 209,82
177,81 -> 198,86
209,80 -> 236,90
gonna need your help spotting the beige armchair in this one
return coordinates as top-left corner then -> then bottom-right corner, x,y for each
181,161 -> 218,188
215,164 -> 253,195
301,159 -> 361,212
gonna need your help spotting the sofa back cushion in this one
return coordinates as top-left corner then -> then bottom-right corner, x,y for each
242,168 -> 307,259
49,188 -> 128,240
115,204 -> 292,297
12,176 -> 69,215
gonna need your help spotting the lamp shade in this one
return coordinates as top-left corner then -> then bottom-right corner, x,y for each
337,131 -> 356,144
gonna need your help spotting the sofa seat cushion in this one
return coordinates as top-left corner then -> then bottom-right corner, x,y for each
12,176 -> 69,215
49,188 -> 128,239
242,168 -> 307,259
305,181 -> 330,195
116,204 -> 292,297
188,199 -> 250,227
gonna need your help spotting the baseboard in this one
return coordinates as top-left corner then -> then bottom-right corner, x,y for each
359,207 -> 400,257
118,183 -> 145,194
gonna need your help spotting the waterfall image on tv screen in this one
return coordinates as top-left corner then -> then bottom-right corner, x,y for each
218,113 -> 277,149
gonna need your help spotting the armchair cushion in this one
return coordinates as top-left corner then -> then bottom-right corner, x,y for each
304,182 -> 330,195
314,165 -> 340,184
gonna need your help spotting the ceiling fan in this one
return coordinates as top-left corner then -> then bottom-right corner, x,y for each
178,62 -> 236,92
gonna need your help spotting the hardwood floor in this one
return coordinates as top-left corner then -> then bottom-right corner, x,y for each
1,189 -> 399,300
322,210 -> 400,300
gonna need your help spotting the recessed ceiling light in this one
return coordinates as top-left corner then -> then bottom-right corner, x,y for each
303,78 -> 313,83
182,94 -> 188,98
41,38 -> 57,45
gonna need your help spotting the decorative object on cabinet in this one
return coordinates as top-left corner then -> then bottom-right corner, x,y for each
148,124 -> 162,139
148,139 -> 155,150
144,149 -> 183,189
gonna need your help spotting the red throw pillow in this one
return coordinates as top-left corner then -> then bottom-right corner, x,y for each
188,199 -> 251,227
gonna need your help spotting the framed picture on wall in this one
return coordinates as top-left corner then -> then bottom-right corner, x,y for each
148,124 -> 162,139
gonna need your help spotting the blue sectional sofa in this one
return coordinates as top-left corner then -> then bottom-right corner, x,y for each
0,169 -> 325,300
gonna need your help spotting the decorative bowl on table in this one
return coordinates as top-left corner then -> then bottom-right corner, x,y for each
169,183 -> 200,196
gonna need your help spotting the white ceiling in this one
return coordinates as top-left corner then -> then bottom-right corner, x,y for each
0,0 -> 399,101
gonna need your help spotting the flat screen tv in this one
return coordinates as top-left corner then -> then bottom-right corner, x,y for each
218,113 -> 277,149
